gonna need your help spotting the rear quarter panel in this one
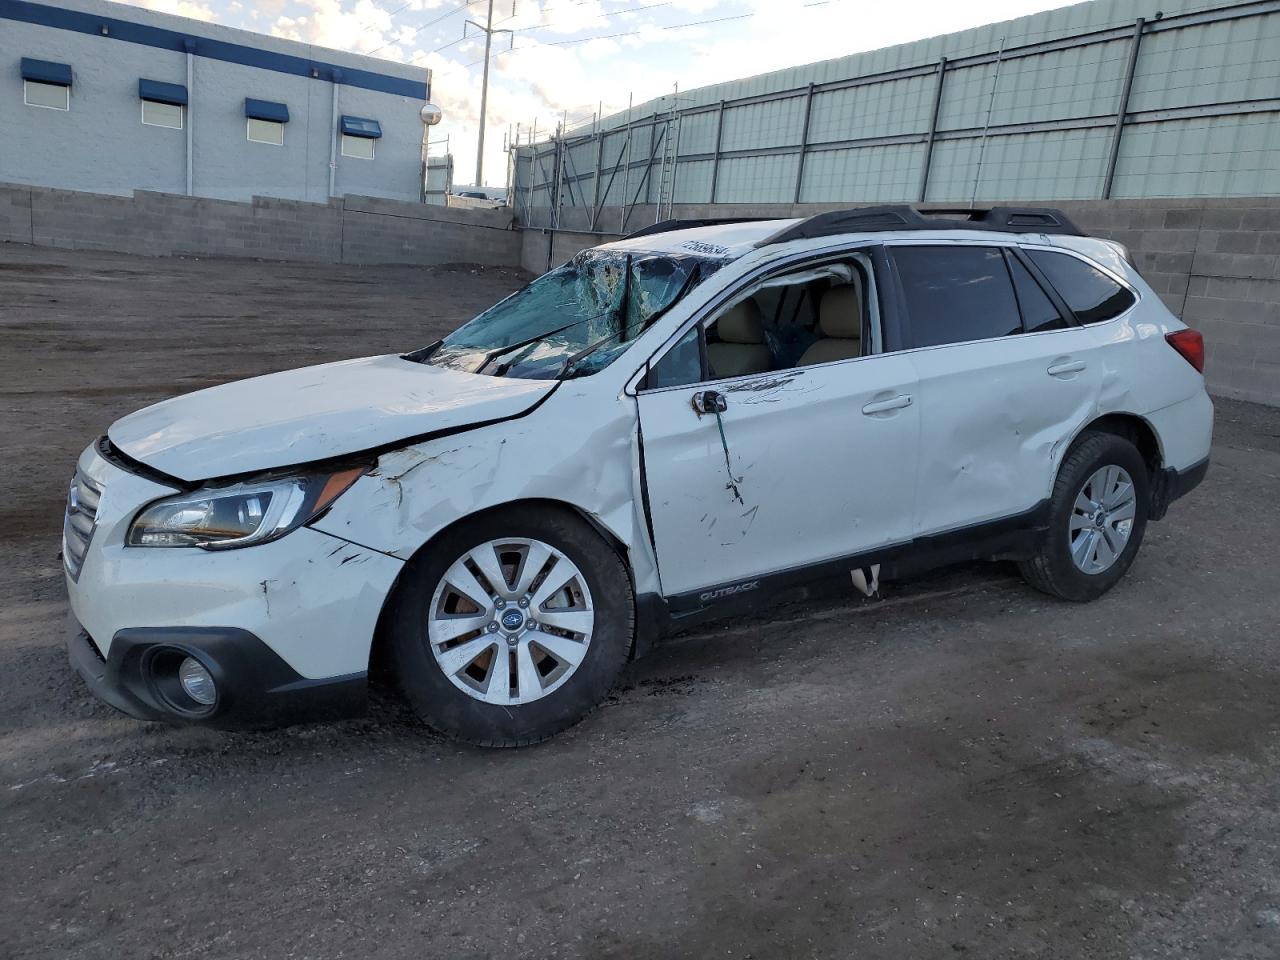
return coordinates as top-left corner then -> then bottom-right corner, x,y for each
1044,236 -> 1212,471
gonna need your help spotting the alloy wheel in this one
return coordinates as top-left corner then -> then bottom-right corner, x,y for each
1069,464 -> 1137,574
427,538 -> 595,705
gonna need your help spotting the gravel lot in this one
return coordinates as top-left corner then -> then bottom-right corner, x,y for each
3,243 -> 1280,960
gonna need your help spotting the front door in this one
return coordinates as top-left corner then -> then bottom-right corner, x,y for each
636,353 -> 920,600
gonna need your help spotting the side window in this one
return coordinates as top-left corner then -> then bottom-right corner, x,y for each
1008,254 -> 1069,333
893,246 -> 1021,348
1026,250 -> 1136,324
646,326 -> 702,389
643,257 -> 875,388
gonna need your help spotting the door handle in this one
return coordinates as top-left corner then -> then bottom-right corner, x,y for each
861,394 -> 913,416
692,390 -> 728,415
1047,360 -> 1087,377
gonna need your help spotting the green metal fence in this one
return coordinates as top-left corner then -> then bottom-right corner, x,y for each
512,0 -> 1280,231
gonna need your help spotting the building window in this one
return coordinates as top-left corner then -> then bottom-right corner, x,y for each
141,99 -> 183,129
339,115 -> 381,160
24,79 -> 69,110
138,79 -> 187,129
247,118 -> 285,145
244,98 -> 289,146
21,58 -> 72,111
341,134 -> 375,160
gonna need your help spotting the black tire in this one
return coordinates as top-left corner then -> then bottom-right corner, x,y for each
1018,430 -> 1150,602
386,505 -> 634,747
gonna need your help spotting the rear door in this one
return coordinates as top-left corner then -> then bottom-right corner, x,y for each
888,242 -> 1103,536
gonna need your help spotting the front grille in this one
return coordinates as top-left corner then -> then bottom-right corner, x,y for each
63,470 -> 102,581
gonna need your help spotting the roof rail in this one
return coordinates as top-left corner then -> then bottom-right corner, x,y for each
760,205 -> 1084,246
624,218 -> 764,240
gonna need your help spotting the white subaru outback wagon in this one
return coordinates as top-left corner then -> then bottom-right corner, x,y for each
65,206 -> 1211,745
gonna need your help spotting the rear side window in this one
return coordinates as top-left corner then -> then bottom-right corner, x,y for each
1008,255 -> 1068,333
894,246 -> 1021,348
1026,250 -> 1135,324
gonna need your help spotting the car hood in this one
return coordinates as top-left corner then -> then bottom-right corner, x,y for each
108,354 -> 554,482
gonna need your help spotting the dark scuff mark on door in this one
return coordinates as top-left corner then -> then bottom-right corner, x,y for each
725,376 -> 796,394
712,406 -> 745,505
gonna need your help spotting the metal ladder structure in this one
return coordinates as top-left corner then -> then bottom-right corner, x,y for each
654,111 -> 682,223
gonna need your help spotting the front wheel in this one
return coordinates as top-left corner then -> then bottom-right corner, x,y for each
386,506 -> 634,746
1019,431 -> 1150,602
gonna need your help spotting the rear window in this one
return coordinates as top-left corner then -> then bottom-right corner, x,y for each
1026,250 -> 1135,324
1008,255 -> 1068,333
894,246 -> 1021,348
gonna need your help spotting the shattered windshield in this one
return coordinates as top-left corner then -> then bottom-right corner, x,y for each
421,248 -> 725,379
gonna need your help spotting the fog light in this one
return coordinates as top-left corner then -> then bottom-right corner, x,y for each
178,657 -> 216,706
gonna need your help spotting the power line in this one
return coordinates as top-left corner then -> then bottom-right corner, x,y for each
366,0 -> 482,57
428,0 -> 673,58
461,10 -> 754,67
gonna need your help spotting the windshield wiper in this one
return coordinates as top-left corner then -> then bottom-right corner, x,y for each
472,317 -> 585,375
402,339 -> 443,364
481,300 -> 627,377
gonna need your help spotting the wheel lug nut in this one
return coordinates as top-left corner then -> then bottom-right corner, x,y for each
506,636 -> 518,647
495,599 -> 506,609
518,597 -> 529,608
487,622 -> 499,633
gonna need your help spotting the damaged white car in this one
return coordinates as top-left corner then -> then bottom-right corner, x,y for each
64,206 -> 1212,745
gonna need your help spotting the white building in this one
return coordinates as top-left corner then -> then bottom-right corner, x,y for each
1,0 -> 433,203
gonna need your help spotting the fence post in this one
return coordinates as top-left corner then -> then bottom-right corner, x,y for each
1103,18 -> 1146,199
793,83 -> 815,205
709,100 -> 726,203
918,57 -> 947,203
590,125 -> 605,230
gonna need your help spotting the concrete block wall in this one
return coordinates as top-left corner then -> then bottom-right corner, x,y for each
340,196 -> 518,267
520,198 -> 1280,407
0,181 -> 520,268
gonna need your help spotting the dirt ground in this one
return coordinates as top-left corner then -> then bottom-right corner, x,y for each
3,243 -> 1280,960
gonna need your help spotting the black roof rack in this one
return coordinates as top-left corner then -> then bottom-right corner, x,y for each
760,205 -> 1084,246
623,218 -> 764,240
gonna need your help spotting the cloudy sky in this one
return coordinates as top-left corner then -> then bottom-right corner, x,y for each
130,0 -> 1077,187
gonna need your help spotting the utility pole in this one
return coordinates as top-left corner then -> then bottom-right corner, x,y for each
466,0 -> 513,189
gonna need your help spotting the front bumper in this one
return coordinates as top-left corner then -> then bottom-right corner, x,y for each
64,442 -> 405,727
67,620 -> 367,729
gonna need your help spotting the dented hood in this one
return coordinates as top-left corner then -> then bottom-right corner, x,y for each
107,355 -> 553,482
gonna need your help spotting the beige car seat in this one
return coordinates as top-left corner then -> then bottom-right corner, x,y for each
798,280 -> 863,366
707,299 -> 772,378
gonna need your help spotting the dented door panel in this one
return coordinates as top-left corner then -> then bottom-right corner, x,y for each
636,357 -> 919,598
908,327 -> 1103,537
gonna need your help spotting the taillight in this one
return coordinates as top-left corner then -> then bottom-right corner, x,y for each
1166,329 -> 1205,373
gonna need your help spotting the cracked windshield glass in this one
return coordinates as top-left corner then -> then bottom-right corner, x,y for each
422,248 -> 724,379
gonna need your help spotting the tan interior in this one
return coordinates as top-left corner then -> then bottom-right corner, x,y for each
797,279 -> 863,366
707,298 -> 772,379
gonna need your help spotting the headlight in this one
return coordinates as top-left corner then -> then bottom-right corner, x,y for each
128,466 -> 366,549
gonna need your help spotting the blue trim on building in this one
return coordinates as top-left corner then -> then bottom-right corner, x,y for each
245,97 -> 289,123
21,56 -> 72,85
340,115 -> 382,138
139,78 -> 187,105
2,0 -> 428,100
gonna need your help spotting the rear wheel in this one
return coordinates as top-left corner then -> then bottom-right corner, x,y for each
387,506 -> 634,746
1019,431 -> 1150,602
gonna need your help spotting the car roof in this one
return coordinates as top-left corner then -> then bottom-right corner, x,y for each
596,219 -> 802,260
594,221 -> 1104,264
